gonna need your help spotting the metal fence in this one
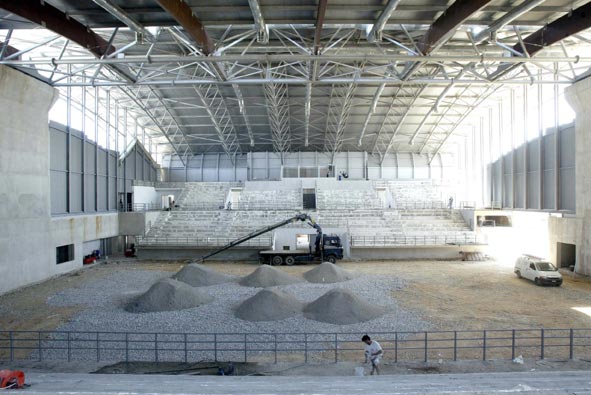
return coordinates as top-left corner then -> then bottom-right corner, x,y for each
1,329 -> 590,364
351,234 -> 487,247
136,236 -> 272,248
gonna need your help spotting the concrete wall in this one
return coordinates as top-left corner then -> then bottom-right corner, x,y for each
51,213 -> 119,273
565,78 -> 591,275
548,216 -> 580,270
0,66 -> 58,294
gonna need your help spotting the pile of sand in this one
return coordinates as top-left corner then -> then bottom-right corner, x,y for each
235,288 -> 303,321
303,288 -> 386,324
126,278 -> 213,313
303,262 -> 356,283
172,263 -> 236,287
238,265 -> 301,287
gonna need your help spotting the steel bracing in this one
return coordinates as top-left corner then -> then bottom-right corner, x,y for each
2,1 -> 591,159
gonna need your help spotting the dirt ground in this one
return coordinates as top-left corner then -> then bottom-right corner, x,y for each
3,258 -> 591,375
2,257 -> 591,332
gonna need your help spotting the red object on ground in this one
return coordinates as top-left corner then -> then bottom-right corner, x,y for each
83,256 -> 96,265
0,370 -> 25,389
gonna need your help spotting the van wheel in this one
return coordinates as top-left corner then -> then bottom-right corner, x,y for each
285,256 -> 295,266
534,277 -> 540,285
516,270 -> 521,279
271,256 -> 283,266
326,255 -> 337,264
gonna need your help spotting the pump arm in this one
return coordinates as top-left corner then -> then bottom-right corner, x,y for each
199,213 -> 314,262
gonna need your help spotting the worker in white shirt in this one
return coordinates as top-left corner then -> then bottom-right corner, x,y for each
362,334 -> 383,375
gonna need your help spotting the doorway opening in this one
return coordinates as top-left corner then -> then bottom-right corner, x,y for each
557,242 -> 576,271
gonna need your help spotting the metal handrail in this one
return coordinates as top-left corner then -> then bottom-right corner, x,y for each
1,328 -> 588,364
351,234 -> 487,247
136,236 -> 272,247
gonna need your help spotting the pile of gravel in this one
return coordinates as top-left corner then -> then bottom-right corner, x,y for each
126,278 -> 213,313
239,265 -> 301,287
235,288 -> 303,322
303,288 -> 386,324
303,262 -> 356,283
173,263 -> 236,287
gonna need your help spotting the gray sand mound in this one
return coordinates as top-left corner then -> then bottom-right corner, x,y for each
173,263 -> 236,287
126,278 -> 213,313
303,262 -> 356,283
239,265 -> 301,287
303,288 -> 386,324
235,288 -> 303,321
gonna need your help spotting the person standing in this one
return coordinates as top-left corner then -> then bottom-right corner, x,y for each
362,334 -> 383,375
448,196 -> 454,209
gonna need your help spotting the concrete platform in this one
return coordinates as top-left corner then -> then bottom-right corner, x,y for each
15,371 -> 591,394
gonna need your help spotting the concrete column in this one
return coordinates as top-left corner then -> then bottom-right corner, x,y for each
565,77 -> 591,275
0,66 -> 58,294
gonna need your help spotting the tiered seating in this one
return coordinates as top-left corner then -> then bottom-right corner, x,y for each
236,181 -> 302,210
316,180 -> 382,209
176,182 -> 233,210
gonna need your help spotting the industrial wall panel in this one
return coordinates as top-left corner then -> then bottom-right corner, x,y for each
515,145 -> 525,173
203,168 -> 218,182
252,168 -> 267,180
84,142 -> 96,173
186,169 -> 201,181
169,169 -> 186,182
527,172 -> 540,209
70,173 -> 83,213
398,167 -> 412,179
382,168 -> 397,179
560,167 -> 575,211
503,173 -> 513,207
70,136 -> 83,173
543,135 -> 555,170
85,175 -> 96,211
50,129 -> 67,171
415,167 -> 429,179
560,127 -> 575,168
125,154 -> 134,177
136,151 -> 143,179
203,155 -> 219,168
50,171 -> 67,214
527,140 -> 539,171
543,169 -> 556,209
219,168 -> 235,181
503,153 -> 513,174
109,177 -> 117,210
98,149 -> 107,176
493,161 -> 503,203
97,176 -> 108,211
269,168 -> 281,180
367,167 -> 381,179
514,172 -> 525,209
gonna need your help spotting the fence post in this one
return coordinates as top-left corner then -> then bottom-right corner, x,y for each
214,334 -> 217,362
511,329 -> 516,360
394,332 -> 398,363
305,334 -> 308,363
334,334 -> 338,363
424,332 -> 428,362
184,333 -> 188,363
96,332 -> 100,362
67,332 -> 71,362
155,333 -> 159,362
274,334 -> 277,364
540,329 -> 544,360
482,330 -> 486,361
244,334 -> 247,363
569,329 -> 574,359
125,333 -> 129,362
9,331 -> 13,362
453,331 -> 457,361
38,331 -> 42,362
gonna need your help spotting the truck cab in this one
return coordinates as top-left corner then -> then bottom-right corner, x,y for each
260,232 -> 344,266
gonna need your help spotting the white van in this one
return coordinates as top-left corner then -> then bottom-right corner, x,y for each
514,255 -> 562,286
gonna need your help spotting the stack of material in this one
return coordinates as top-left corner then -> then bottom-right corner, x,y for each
303,288 -> 386,324
303,262 -> 356,283
126,278 -> 213,313
235,288 -> 303,321
239,265 -> 301,287
173,263 -> 236,286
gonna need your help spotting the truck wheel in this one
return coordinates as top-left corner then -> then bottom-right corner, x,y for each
271,256 -> 283,266
515,270 -> 521,279
285,256 -> 295,266
326,255 -> 337,264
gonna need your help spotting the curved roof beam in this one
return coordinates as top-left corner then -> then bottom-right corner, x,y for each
155,0 -> 215,55
367,0 -> 402,43
313,0 -> 328,55
91,0 -> 156,42
472,0 -> 548,44
417,0 -> 493,55
0,0 -> 115,58
247,0 -> 269,44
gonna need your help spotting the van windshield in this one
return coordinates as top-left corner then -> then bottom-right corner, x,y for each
535,262 -> 557,271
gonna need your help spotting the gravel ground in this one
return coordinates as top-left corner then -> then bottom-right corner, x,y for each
46,267 -> 428,334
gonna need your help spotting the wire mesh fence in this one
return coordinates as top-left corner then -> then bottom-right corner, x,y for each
1,329 -> 590,364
